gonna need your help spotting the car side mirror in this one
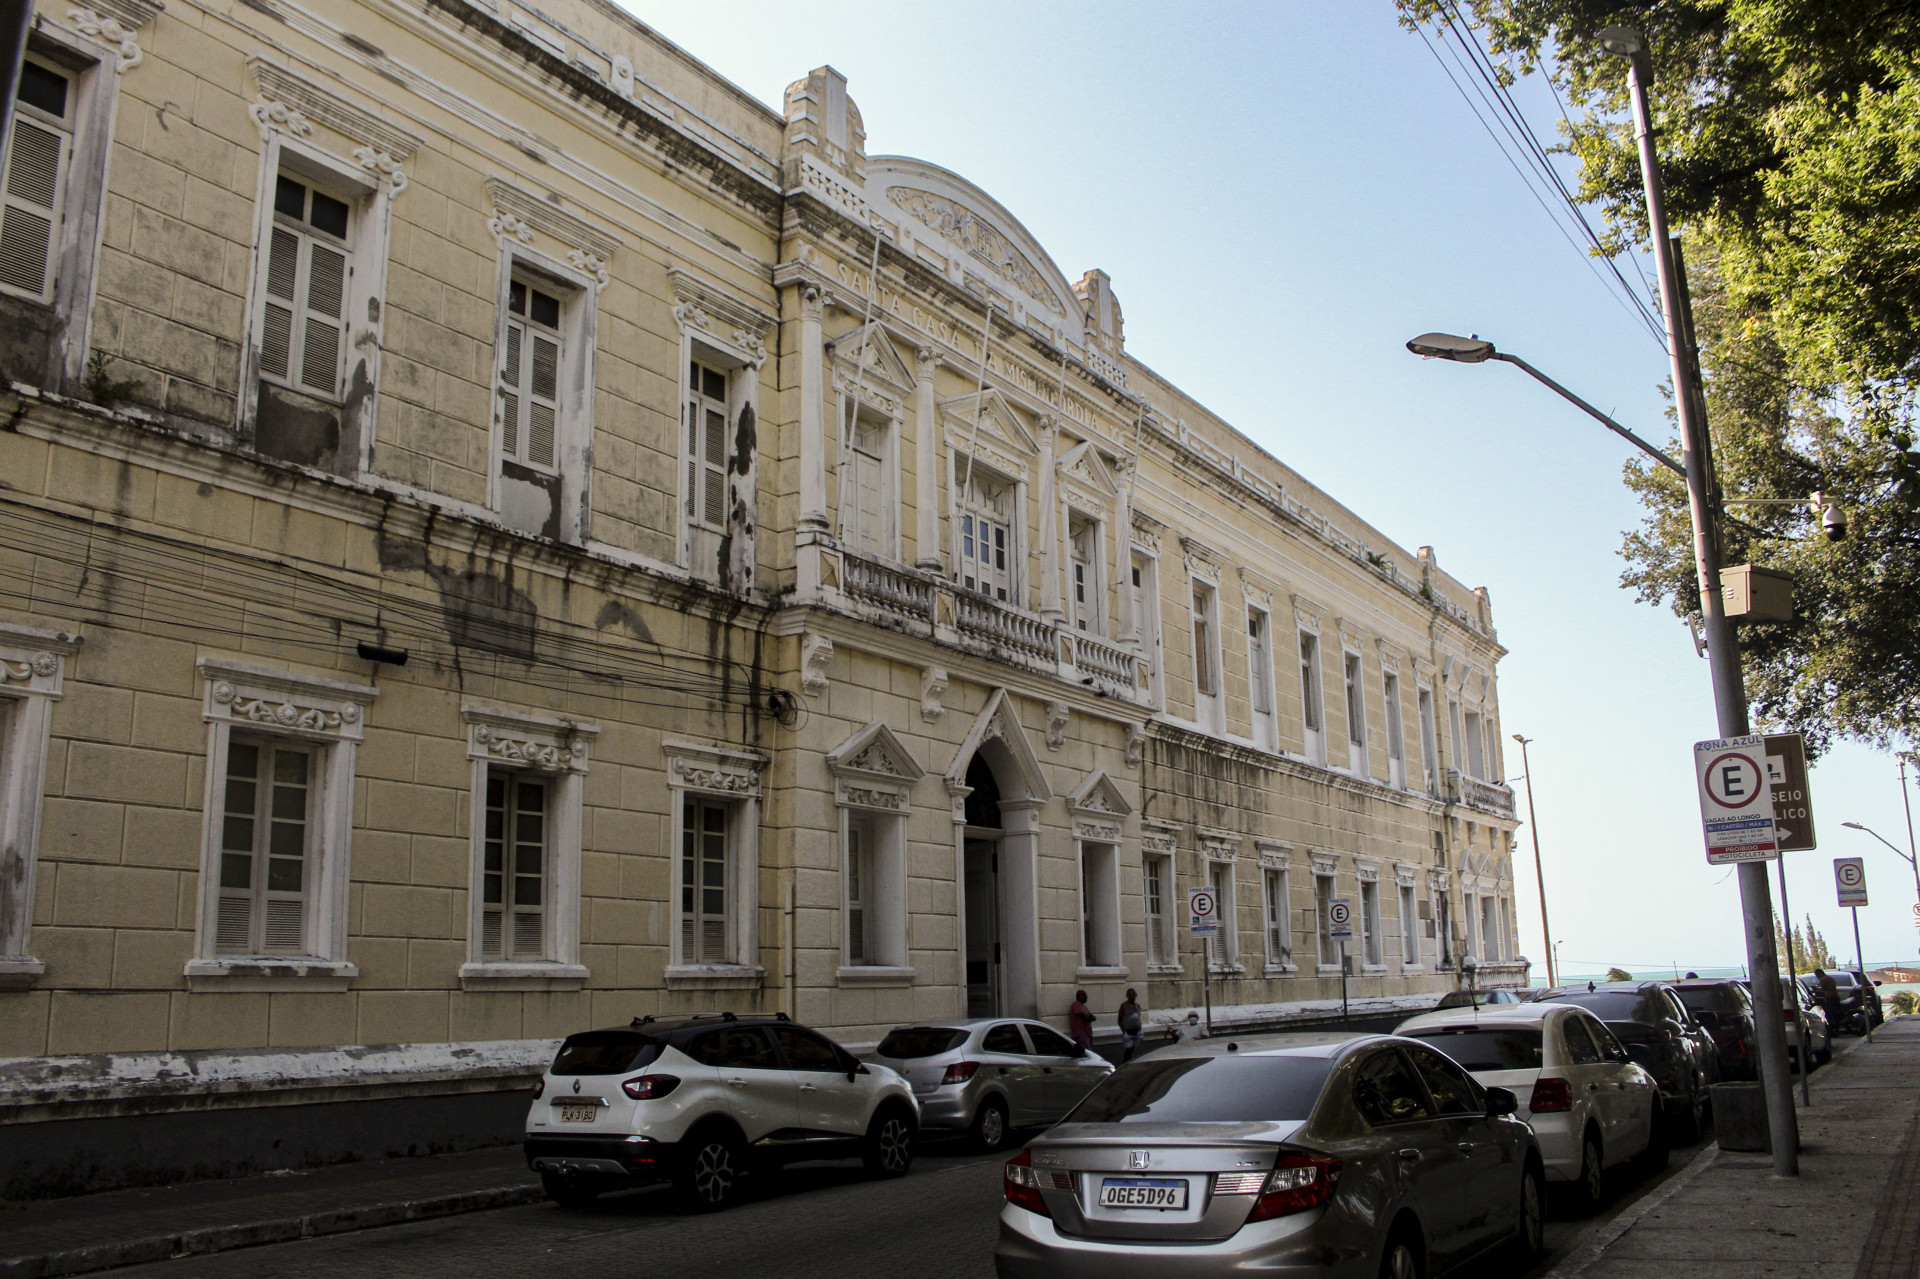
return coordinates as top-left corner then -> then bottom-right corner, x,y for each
1484,1086 -> 1519,1117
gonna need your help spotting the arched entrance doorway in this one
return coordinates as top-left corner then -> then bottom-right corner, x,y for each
947,689 -> 1051,1020
962,756 -> 1001,1017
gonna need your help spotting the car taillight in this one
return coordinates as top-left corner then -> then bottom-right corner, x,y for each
531,1078 -> 544,1099
621,1074 -> 681,1100
1529,1077 -> 1573,1113
943,1061 -> 980,1085
1003,1150 -> 1069,1216
1783,1006 -> 1798,1020
1247,1152 -> 1342,1221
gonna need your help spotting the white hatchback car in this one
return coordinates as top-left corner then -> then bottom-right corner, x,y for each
1396,1002 -> 1663,1208
524,1012 -> 919,1210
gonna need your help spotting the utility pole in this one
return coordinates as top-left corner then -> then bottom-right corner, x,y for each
1512,735 -> 1556,987
1902,756 -> 1920,912
1602,25 -> 1799,1173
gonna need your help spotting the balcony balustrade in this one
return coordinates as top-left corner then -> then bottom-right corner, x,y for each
1447,768 -> 1517,819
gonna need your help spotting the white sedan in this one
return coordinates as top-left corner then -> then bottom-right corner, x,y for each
1396,1002 -> 1663,1209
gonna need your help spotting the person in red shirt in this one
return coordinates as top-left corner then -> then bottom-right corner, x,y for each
1068,990 -> 1095,1049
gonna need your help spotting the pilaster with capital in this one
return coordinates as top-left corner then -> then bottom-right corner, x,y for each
914,347 -> 942,571
798,286 -> 829,535
1037,419 -> 1063,622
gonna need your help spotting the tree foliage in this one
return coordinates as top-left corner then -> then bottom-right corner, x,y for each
1398,1 -> 1920,753
1774,912 -> 1836,972
1606,965 -> 1635,981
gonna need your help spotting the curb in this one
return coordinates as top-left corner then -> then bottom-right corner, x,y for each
0,1181 -> 546,1279
1541,1140 -> 1721,1279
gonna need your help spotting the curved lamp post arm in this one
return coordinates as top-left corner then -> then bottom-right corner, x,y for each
1489,353 -> 1686,478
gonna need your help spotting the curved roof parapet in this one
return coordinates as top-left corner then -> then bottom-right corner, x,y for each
866,155 -> 1083,343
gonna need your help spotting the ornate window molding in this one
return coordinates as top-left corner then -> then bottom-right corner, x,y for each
0,625 -> 81,986
1255,840 -> 1292,871
1292,593 -> 1323,635
1394,862 -> 1420,888
669,266 -> 775,368
1141,818 -> 1181,860
64,0 -> 161,69
1309,849 -> 1340,877
825,719 -> 924,812
827,722 -> 920,983
247,58 -> 422,191
665,740 -> 768,990
1199,828 -> 1241,863
187,660 -> 376,991
459,705 -> 596,990
485,177 -> 621,289
1354,857 -> 1381,884
1066,769 -> 1130,844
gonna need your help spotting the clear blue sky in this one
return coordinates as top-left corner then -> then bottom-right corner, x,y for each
616,0 -> 1920,976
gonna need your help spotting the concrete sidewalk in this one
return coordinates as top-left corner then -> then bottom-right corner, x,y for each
1550,1017 -> 1920,1279
0,1147 -> 540,1279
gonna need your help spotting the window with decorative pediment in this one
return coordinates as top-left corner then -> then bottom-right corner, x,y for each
1190,580 -> 1221,733
1263,866 -> 1291,970
1068,514 -> 1103,634
1383,670 -> 1407,790
460,705 -> 594,989
665,741 -> 767,987
828,721 -> 921,981
843,406 -> 896,558
1418,685 -> 1440,795
1299,629 -> 1326,766
188,660 -> 376,990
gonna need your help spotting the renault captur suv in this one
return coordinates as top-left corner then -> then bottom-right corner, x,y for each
525,1012 -> 918,1209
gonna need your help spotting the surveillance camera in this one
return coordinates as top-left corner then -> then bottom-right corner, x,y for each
1821,503 -> 1847,542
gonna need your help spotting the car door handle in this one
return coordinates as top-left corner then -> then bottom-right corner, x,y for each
725,1077 -> 746,1087
1456,1142 -> 1476,1154
799,1083 -> 817,1094
1397,1148 -> 1422,1163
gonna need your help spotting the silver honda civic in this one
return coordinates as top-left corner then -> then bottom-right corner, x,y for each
994,1032 -> 1543,1279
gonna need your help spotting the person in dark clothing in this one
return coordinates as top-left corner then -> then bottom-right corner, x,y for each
1117,989 -> 1144,1062
1068,990 -> 1095,1049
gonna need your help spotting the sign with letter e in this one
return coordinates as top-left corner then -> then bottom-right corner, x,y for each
1695,735 -> 1779,865
1327,898 -> 1354,940
1834,857 -> 1868,908
1188,886 -> 1219,936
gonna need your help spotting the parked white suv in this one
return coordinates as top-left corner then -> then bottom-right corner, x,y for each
1397,1002 -> 1663,1209
524,1012 -> 919,1210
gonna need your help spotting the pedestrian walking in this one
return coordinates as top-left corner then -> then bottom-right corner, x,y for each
1814,968 -> 1843,1028
1068,989 -> 1095,1049
1118,989 -> 1144,1062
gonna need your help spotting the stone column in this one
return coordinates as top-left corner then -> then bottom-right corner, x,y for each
915,347 -> 942,572
1113,456 -> 1137,645
1037,420 -> 1062,622
799,286 -> 829,534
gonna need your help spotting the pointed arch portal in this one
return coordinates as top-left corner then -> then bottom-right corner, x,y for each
946,689 -> 1048,1018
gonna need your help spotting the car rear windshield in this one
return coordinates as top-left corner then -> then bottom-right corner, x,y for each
1402,1027 -> 1544,1071
1064,1055 -> 1334,1124
551,1031 -> 664,1076
1674,988 -> 1720,1014
876,1028 -> 969,1058
1542,992 -> 1644,1021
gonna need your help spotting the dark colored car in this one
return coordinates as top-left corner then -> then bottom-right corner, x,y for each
1852,970 -> 1886,1027
1799,970 -> 1882,1033
1535,982 -> 1716,1139
1671,979 -> 1760,1081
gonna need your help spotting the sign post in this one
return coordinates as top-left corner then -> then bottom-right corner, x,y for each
1835,859 -> 1871,1042
1327,899 -> 1354,1022
1189,886 -> 1219,1037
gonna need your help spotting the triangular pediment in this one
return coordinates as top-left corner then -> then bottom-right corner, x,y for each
1066,769 -> 1131,817
945,687 -> 1051,801
825,720 -> 925,782
940,388 -> 1036,458
827,321 -> 917,394
1057,440 -> 1119,499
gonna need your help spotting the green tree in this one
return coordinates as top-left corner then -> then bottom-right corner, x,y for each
1774,914 -> 1837,972
1606,966 -> 1634,981
1396,1 -> 1920,754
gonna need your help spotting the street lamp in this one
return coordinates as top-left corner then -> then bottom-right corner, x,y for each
1408,24 -> 1802,1175
1511,734 -> 1556,987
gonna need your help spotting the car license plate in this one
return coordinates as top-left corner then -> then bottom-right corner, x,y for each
1099,1177 -> 1187,1210
557,1103 -> 598,1123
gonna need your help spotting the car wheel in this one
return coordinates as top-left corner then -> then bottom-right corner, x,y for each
862,1105 -> 916,1178
1670,1086 -> 1703,1143
1378,1226 -> 1423,1279
540,1170 -> 604,1208
970,1097 -> 1010,1152
1570,1131 -> 1605,1213
675,1129 -> 744,1211
1512,1160 -> 1546,1262
1815,1043 -> 1833,1067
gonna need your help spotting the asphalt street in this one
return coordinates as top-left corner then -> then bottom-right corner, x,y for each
104,1128 -> 1716,1279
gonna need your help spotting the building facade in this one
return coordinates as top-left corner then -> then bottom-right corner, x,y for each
0,0 -> 1523,1185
